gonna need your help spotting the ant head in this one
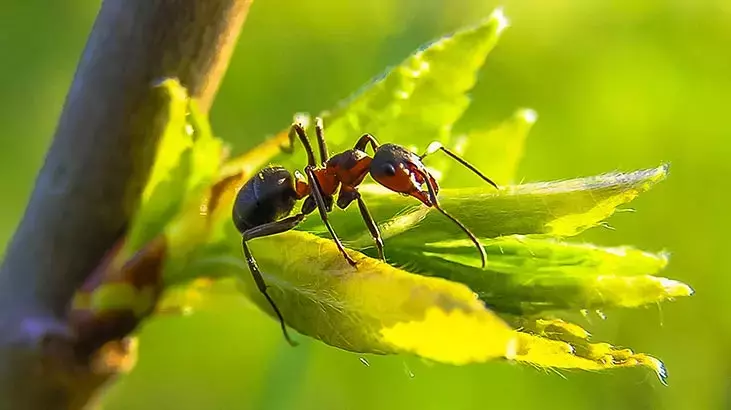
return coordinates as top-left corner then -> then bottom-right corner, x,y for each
370,143 -> 439,206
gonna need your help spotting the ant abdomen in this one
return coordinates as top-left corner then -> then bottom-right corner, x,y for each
232,166 -> 299,233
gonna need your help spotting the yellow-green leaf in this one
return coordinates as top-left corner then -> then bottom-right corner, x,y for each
512,318 -> 668,384
125,78 -> 224,257
274,8 -> 509,172
305,165 -> 669,244
379,235 -> 692,314
447,108 -> 537,185
176,229 -> 516,365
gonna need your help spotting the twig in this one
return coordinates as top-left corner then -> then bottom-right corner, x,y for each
0,1 -> 253,409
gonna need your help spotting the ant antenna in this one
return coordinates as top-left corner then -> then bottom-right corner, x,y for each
423,173 -> 488,269
420,141 -> 499,189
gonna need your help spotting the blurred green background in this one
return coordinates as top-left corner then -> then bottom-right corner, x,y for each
1,1 -> 728,409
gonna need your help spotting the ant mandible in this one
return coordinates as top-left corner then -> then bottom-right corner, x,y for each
232,117 -> 499,346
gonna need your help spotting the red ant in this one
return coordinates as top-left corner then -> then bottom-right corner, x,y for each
232,118 -> 499,345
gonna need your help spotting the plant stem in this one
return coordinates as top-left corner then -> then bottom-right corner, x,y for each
0,1 -> 253,409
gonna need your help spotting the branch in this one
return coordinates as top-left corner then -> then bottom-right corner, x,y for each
0,1 -> 253,408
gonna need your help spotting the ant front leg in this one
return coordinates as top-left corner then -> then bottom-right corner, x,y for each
305,167 -> 358,267
282,122 -> 318,167
314,117 -> 329,163
241,214 -> 305,347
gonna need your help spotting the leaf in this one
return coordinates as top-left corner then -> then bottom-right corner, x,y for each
318,165 -> 690,316
512,318 -> 668,384
124,78 -> 224,257
378,235 -> 692,315
298,164 -> 669,244
170,225 -> 675,380
177,229 -> 517,365
121,79 -> 190,255
274,8 -> 510,172
447,108 -> 537,185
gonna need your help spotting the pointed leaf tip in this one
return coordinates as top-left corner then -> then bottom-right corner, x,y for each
512,319 -> 670,384
491,7 -> 510,35
304,7 -> 509,161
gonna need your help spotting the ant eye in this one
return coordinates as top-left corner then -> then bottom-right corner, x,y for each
382,162 -> 397,176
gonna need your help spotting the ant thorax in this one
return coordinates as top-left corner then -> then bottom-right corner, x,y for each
325,149 -> 372,189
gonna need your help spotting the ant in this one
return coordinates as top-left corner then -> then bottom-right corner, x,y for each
232,117 -> 499,346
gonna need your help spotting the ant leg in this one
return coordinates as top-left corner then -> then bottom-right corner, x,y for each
288,123 -> 318,167
242,240 -> 298,346
241,214 -> 305,346
355,192 -> 385,261
354,133 -> 380,154
423,174 -> 488,269
305,167 -> 358,267
243,214 -> 305,240
314,117 -> 329,163
420,141 -> 499,189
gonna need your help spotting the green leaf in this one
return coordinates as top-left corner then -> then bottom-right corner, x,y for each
379,235 -> 692,315
178,229 -> 517,365
447,108 -> 537,185
512,318 -> 668,384
275,8 -> 509,171
169,224 -> 676,381
298,164 -> 669,244
124,78 -> 224,257
184,99 -> 225,195
323,165 -> 689,316
123,78 -> 190,255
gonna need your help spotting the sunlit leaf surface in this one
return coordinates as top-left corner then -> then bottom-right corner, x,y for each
178,229 -> 516,365
301,165 -> 668,244
380,235 -> 691,315
511,318 -> 668,384
448,108 -> 537,185
124,79 -> 224,258
274,8 -> 509,172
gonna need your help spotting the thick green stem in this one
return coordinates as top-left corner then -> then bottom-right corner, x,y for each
0,1 -> 252,409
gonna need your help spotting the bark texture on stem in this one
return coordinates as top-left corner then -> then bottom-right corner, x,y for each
0,1 -> 253,408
